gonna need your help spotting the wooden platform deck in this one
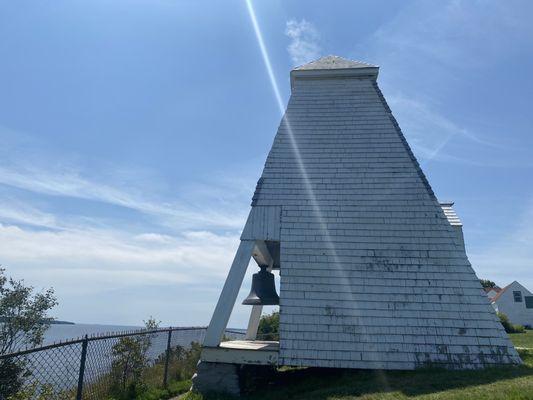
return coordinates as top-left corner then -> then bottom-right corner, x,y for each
201,340 -> 279,365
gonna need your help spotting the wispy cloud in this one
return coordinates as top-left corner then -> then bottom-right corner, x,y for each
0,123 -> 254,232
388,94 -> 502,164
0,162 -> 249,231
385,94 -> 533,168
0,199 -> 58,229
0,222 -> 240,287
285,19 -> 321,67
369,0 -> 533,71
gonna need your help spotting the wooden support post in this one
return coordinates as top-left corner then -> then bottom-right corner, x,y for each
245,305 -> 263,340
204,240 -> 255,347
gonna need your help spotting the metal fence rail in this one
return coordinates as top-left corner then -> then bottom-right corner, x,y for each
0,327 -> 244,400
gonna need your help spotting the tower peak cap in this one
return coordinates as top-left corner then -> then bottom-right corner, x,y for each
294,55 -> 378,71
291,55 -> 379,88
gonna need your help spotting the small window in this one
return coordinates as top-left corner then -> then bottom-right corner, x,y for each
525,296 -> 533,309
513,291 -> 523,302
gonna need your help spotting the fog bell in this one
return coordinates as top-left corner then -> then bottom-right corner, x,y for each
242,265 -> 279,305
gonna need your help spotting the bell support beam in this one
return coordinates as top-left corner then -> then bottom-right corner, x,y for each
251,240 -> 273,267
244,306 -> 263,341
203,240 -> 255,347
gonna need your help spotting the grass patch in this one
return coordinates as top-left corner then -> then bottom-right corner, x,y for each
122,379 -> 191,400
183,350 -> 533,400
105,379 -> 191,400
509,330 -> 533,348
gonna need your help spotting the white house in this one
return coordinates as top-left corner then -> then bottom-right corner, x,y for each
491,281 -> 533,328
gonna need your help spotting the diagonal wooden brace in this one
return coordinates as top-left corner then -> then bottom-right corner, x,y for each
203,240 -> 255,347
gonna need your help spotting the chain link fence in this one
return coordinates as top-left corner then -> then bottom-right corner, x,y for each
0,327 -> 244,400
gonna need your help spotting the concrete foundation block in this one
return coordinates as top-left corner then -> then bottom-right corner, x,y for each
191,361 -> 241,396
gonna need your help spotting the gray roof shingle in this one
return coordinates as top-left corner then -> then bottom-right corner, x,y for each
290,56 -> 379,88
294,55 -> 378,70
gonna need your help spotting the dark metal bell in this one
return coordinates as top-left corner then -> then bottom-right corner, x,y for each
242,265 -> 280,305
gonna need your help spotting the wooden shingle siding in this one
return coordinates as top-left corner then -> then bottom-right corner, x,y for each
240,206 -> 281,241
243,57 -> 519,369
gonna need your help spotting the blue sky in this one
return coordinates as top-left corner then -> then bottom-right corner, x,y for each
0,0 -> 532,327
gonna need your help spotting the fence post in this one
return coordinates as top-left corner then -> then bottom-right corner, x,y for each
163,328 -> 173,388
76,335 -> 89,400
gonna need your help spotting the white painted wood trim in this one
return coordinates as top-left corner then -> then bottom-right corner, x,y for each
203,240 -> 255,347
290,67 -> 379,89
245,306 -> 263,340
201,341 -> 279,365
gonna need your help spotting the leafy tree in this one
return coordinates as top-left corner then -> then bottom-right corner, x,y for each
257,311 -> 279,340
0,268 -> 56,400
109,317 -> 160,398
0,268 -> 57,354
480,279 -> 496,289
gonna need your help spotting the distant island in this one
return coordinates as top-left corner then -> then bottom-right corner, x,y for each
48,319 -> 75,325
0,317 -> 74,325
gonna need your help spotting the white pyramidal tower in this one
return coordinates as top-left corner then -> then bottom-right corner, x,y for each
195,55 -> 520,393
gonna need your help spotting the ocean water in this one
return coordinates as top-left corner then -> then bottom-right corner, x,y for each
43,323 -> 143,345
43,324 -> 245,345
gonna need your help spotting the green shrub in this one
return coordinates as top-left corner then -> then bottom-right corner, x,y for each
0,358 -> 25,399
257,312 -> 279,341
163,342 -> 202,382
498,312 -> 525,333
7,383 -> 72,400
106,379 -> 191,400
136,379 -> 191,400
104,337 -> 199,400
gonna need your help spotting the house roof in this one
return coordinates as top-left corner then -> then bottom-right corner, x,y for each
492,281 -> 532,302
492,284 -> 511,302
440,202 -> 462,227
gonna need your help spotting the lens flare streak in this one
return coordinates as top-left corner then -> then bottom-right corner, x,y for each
244,2 -> 392,385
